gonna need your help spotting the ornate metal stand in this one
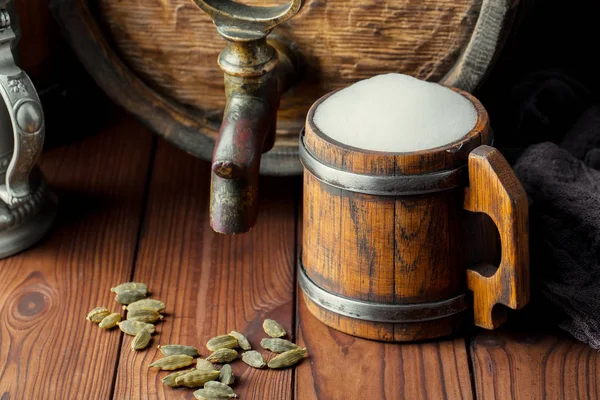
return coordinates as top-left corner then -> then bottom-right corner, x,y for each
0,8 -> 56,258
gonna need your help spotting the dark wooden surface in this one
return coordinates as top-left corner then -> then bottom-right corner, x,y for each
471,327 -> 600,400
0,116 -> 152,399
0,115 -> 598,399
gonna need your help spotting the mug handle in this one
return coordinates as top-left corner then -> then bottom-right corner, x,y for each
463,145 -> 530,329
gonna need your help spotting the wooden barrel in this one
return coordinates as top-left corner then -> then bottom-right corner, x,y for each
300,87 -> 529,341
52,0 -> 520,175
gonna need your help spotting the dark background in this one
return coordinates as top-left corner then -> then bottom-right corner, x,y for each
478,0 -> 600,162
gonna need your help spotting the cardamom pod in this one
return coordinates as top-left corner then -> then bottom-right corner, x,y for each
115,289 -> 146,305
267,348 -> 307,369
174,369 -> 220,388
110,282 -> 148,295
207,348 -> 238,363
197,358 -> 215,372
126,309 -> 163,323
126,298 -> 166,313
149,355 -> 194,370
206,334 -> 239,352
241,350 -> 266,369
203,381 -> 237,398
229,331 -> 251,350
118,320 -> 156,336
131,328 -> 152,350
262,319 -> 286,338
218,364 -> 234,385
260,338 -> 300,353
86,307 -> 110,323
158,344 -> 200,358
162,368 -> 196,387
98,313 -> 121,329
193,387 -> 238,400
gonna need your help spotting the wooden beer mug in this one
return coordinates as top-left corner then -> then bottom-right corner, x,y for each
299,74 -> 529,341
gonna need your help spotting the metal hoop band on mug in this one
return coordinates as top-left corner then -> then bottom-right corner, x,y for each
299,136 -> 467,196
298,259 -> 469,323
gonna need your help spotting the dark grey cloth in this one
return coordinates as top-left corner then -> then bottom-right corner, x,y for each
513,106 -> 600,348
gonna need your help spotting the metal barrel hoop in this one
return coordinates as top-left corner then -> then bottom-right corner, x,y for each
299,136 -> 467,196
298,258 -> 469,323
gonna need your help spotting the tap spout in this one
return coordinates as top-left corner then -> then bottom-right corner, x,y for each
210,38 -> 295,234
192,0 -> 302,234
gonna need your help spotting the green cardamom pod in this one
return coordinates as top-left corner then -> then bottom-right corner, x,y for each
98,313 -> 121,329
149,355 -> 194,370
126,298 -> 165,313
131,328 -> 152,350
126,309 -> 163,323
194,385 -> 238,399
158,344 -> 200,358
194,389 -> 237,399
267,348 -> 307,369
115,289 -> 146,305
86,307 -> 110,323
161,368 -> 196,387
174,369 -> 220,388
206,334 -> 239,352
197,358 -> 215,372
241,350 -> 266,369
262,319 -> 286,338
118,320 -> 156,336
260,338 -> 300,353
110,282 -> 148,295
206,348 -> 238,363
229,331 -> 251,350
218,364 -> 235,385
204,381 -> 237,398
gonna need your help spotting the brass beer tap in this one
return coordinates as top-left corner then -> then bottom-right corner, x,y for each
191,0 -> 302,234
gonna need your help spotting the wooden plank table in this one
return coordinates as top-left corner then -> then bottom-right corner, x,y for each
0,115 -> 598,400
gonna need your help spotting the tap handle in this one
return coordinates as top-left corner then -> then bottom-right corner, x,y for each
192,0 -> 302,40
0,12 -> 45,207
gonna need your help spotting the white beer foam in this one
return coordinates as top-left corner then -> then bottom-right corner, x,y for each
313,73 -> 478,152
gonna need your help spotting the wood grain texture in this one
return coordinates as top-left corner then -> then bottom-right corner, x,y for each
464,145 -> 529,329
296,296 -> 475,400
470,327 -> 600,400
97,0 -> 481,136
112,139 -> 298,399
0,116 -> 153,399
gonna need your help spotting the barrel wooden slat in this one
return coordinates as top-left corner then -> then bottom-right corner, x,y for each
302,173 -> 344,293
340,191 -> 396,303
394,190 -> 466,303
95,0 -> 484,126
